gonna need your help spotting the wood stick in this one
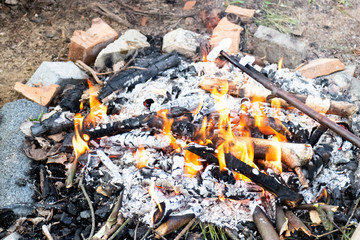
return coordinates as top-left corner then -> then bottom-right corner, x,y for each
253,206 -> 280,240
220,51 -> 360,149
155,214 -> 195,238
186,146 -> 303,207
199,76 -> 358,117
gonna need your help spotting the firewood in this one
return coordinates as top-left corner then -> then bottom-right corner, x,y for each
220,51 -> 360,149
186,144 -> 303,207
31,111 -> 74,137
98,51 -> 182,100
154,214 -> 195,238
199,76 -> 358,117
253,206 -> 280,240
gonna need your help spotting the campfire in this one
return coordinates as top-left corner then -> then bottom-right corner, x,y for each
4,4 -> 360,240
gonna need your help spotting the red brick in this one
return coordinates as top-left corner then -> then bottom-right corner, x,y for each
68,18 -> 118,65
297,58 -> 346,79
209,17 -> 243,55
183,1 -> 196,10
14,82 -> 60,106
225,5 -> 255,22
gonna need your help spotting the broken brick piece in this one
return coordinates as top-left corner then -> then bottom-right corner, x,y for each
14,82 -> 60,106
209,17 -> 243,55
68,18 -> 119,65
297,58 -> 346,79
225,5 -> 255,22
183,1 -> 196,10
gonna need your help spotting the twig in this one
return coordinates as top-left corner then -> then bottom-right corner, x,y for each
91,2 -> 133,28
220,50 -> 360,149
108,218 -> 131,240
76,60 -> 104,85
174,218 -> 196,240
314,223 -> 356,239
96,66 -> 147,76
79,175 -> 95,240
153,229 -> 167,240
42,224 -> 54,240
121,49 -> 138,71
140,227 -> 152,240
345,195 -> 360,229
134,221 -> 140,240
117,0 -> 195,17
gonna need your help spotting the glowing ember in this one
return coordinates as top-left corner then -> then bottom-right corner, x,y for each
134,145 -> 148,169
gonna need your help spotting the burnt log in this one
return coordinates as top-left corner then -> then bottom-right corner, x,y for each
31,111 -> 74,137
186,144 -> 303,207
98,51 -> 181,100
86,113 -> 197,140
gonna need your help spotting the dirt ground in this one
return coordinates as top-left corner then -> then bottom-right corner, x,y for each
0,0 -> 359,108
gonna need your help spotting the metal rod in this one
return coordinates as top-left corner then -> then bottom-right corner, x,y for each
220,50 -> 360,149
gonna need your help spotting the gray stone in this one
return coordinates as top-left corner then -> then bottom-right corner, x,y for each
26,61 -> 88,89
252,25 -> 307,69
162,28 -> 200,57
327,65 -> 356,94
94,29 -> 150,70
0,99 -> 47,216
80,210 -> 91,219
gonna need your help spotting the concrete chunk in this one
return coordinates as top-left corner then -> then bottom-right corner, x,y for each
26,61 -> 88,89
162,28 -> 200,57
252,25 -> 307,68
68,18 -> 119,65
0,100 -> 47,216
297,58 -> 345,79
95,29 -> 150,70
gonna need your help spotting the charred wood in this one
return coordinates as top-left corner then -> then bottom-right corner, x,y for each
31,111 -> 74,137
186,144 -> 303,207
99,51 -> 181,100
101,131 -> 171,149
220,51 -> 360,149
86,113 -> 198,140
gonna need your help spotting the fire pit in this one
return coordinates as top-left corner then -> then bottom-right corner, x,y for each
2,3 -> 360,240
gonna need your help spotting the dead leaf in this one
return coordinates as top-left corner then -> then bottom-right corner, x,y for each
309,210 -> 322,225
36,208 -> 51,218
96,186 -> 110,197
26,217 -> 46,226
20,120 -> 33,136
24,147 -> 48,161
47,152 -> 67,164
352,49 -> 360,55
47,132 -> 65,142
54,181 -> 65,191
35,137 -> 51,149
285,211 -> 312,236
141,17 -> 148,26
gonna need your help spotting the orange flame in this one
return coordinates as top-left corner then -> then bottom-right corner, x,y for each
73,113 -> 89,161
134,145 -> 148,169
85,80 -> 108,128
184,150 -> 202,178
278,57 -> 284,70
149,182 -> 163,213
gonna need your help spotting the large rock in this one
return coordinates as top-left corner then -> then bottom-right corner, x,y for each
94,29 -> 150,70
26,61 -> 88,89
0,99 -> 46,216
162,28 -> 200,57
252,25 -> 307,68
